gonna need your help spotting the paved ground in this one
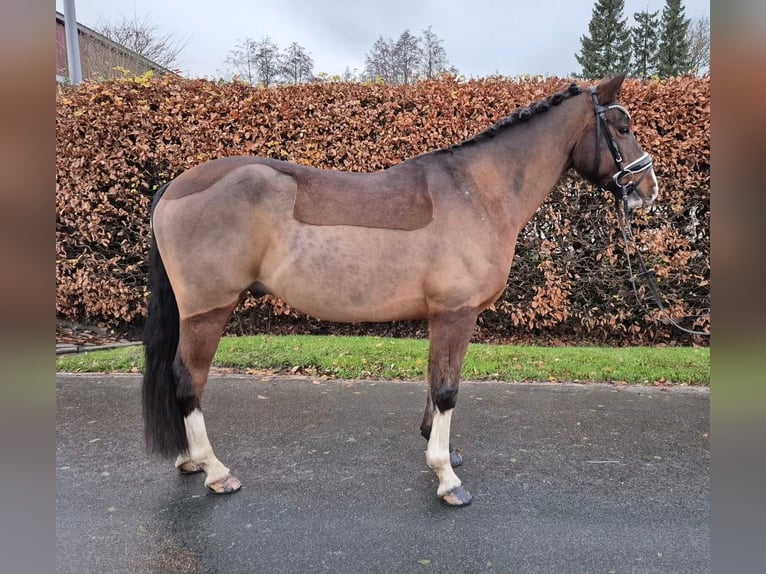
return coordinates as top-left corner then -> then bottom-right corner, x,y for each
56,374 -> 709,573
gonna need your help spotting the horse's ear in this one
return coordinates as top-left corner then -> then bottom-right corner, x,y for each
595,72 -> 626,103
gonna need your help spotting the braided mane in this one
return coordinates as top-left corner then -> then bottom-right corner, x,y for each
450,83 -> 584,150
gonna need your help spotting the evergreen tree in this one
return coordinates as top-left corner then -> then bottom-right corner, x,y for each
657,0 -> 691,78
575,0 -> 632,80
630,9 -> 660,79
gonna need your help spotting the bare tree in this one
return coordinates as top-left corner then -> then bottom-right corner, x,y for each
420,26 -> 449,80
96,15 -> 186,70
364,35 -> 396,83
686,15 -> 710,76
280,42 -> 314,84
252,36 -> 281,86
342,66 -> 359,82
365,27 -> 454,84
394,29 -> 422,85
225,38 -> 257,84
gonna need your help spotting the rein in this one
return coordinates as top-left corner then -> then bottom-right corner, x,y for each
589,87 -> 710,338
614,195 -> 710,337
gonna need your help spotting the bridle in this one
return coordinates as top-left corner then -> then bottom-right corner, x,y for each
589,87 -> 710,337
590,86 -> 654,198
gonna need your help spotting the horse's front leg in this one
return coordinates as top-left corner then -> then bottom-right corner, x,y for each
424,308 -> 477,506
420,391 -> 463,468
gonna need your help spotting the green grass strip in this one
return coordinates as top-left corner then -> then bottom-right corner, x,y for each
57,335 -> 709,385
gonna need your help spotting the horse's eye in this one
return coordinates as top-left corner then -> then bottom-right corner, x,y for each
618,127 -> 630,135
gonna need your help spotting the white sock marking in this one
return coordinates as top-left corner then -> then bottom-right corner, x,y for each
425,408 -> 462,496
184,408 -> 230,483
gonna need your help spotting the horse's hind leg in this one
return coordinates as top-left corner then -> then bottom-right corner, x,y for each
174,302 -> 241,494
424,308 -> 477,506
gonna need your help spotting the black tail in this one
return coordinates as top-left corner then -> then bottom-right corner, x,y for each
142,183 -> 188,457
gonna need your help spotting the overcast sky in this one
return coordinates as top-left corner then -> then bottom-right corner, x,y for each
56,0 -> 709,79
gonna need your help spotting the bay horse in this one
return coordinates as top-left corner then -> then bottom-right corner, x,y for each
143,73 -> 657,506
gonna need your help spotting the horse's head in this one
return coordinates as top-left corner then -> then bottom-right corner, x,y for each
572,73 -> 658,210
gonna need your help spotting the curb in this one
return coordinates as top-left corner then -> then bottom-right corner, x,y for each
56,341 -> 142,356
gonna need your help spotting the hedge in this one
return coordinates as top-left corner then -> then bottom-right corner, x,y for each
56,74 -> 709,345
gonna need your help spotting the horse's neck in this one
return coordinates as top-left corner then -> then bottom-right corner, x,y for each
462,99 -> 587,228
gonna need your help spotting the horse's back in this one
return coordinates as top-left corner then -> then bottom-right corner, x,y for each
163,155 -> 434,231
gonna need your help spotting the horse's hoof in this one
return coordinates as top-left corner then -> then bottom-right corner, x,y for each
441,485 -> 473,507
450,448 -> 463,468
177,461 -> 204,475
205,475 -> 242,494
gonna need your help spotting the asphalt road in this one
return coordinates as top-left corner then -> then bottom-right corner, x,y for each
56,374 -> 709,573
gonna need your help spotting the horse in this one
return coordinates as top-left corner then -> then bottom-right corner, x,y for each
142,73 -> 657,506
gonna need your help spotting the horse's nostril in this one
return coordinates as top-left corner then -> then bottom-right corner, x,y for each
644,189 -> 658,206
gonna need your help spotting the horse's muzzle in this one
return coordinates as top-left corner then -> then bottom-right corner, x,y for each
627,166 -> 659,210
619,154 -> 658,210
624,187 -> 656,210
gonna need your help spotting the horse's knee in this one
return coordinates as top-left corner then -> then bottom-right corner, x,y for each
433,384 -> 458,412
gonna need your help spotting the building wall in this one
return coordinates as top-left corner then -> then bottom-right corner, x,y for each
56,14 -> 168,82
56,20 -> 68,77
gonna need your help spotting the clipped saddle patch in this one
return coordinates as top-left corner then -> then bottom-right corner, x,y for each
293,164 -> 433,231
